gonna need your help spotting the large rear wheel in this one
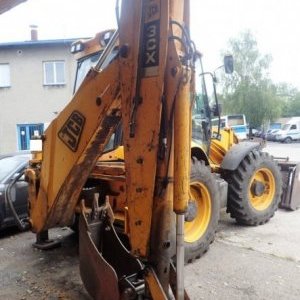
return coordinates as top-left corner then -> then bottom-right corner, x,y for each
184,158 -> 220,263
225,151 -> 282,225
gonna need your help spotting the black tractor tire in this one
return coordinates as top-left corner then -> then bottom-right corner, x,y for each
184,158 -> 220,263
225,150 -> 282,226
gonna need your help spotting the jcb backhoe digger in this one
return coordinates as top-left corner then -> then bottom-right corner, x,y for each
24,0 -> 299,299
26,0 -> 196,298
69,28 -> 286,264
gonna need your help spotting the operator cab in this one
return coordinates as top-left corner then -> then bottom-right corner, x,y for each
192,53 -> 234,155
71,30 -> 119,94
71,30 -> 122,156
192,53 -> 211,153
71,31 -> 234,160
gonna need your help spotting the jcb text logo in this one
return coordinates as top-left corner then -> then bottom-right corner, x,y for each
58,111 -> 85,152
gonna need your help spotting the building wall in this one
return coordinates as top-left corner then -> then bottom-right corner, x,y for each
0,43 -> 77,153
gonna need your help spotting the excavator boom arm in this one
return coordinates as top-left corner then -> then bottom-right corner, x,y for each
26,0 -> 193,298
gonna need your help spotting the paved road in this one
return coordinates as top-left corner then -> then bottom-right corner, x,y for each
186,209 -> 300,299
264,141 -> 300,161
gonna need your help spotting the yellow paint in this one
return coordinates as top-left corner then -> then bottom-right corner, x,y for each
118,0 -> 170,257
209,127 -> 238,165
145,268 -> 168,300
185,181 -> 211,243
28,59 -> 121,232
173,73 -> 191,214
249,167 -> 276,211
27,0 -> 196,297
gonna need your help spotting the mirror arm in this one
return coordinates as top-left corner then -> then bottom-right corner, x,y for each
213,64 -> 224,74
199,71 -> 221,139
212,78 -> 221,139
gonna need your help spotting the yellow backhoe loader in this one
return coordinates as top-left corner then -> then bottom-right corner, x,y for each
69,27 -> 287,265
22,0 -> 299,299
25,1 -> 198,298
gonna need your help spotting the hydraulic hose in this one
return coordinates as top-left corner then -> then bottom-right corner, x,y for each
5,170 -> 30,231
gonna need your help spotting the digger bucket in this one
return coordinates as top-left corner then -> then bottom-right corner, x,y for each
79,209 -> 144,299
277,160 -> 300,210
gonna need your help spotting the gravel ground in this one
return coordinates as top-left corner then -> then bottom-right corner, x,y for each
0,141 -> 299,299
2,210 -> 300,300
0,227 -> 91,300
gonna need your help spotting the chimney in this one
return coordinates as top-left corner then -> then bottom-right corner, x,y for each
30,25 -> 38,41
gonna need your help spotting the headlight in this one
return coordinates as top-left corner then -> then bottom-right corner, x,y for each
70,41 -> 84,54
99,30 -> 115,47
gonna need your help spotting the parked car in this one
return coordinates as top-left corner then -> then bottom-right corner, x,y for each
275,117 -> 300,143
265,129 -> 280,141
0,153 -> 31,229
254,130 -> 264,138
0,150 -> 31,160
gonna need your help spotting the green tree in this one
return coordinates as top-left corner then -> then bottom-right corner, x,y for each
276,83 -> 298,117
289,92 -> 300,116
221,30 -> 281,129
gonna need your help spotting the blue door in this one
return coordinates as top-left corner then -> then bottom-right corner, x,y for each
17,124 -> 44,150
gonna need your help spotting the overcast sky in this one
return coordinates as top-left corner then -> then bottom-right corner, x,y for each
0,0 -> 299,88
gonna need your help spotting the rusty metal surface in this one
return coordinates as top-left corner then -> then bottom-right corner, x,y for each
45,112 -> 122,228
100,214 -> 143,280
144,267 -> 168,300
28,59 -> 122,233
278,161 -> 300,210
90,161 -> 125,181
79,211 -> 120,300
79,206 -> 144,299
119,0 -> 170,258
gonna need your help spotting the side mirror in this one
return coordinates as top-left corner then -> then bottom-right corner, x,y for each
224,55 -> 234,74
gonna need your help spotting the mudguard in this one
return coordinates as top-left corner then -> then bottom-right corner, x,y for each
221,141 -> 261,171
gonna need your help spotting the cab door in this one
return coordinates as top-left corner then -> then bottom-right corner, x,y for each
288,124 -> 298,140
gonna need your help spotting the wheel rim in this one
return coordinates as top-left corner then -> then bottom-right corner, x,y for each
184,182 -> 211,243
249,167 -> 275,211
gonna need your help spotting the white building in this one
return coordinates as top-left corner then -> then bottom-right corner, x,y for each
0,32 -> 83,153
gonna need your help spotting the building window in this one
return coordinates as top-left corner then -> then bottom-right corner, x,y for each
17,124 -> 44,150
43,61 -> 65,85
0,63 -> 11,88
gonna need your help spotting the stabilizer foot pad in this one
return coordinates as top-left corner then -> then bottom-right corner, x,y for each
32,230 -> 62,250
